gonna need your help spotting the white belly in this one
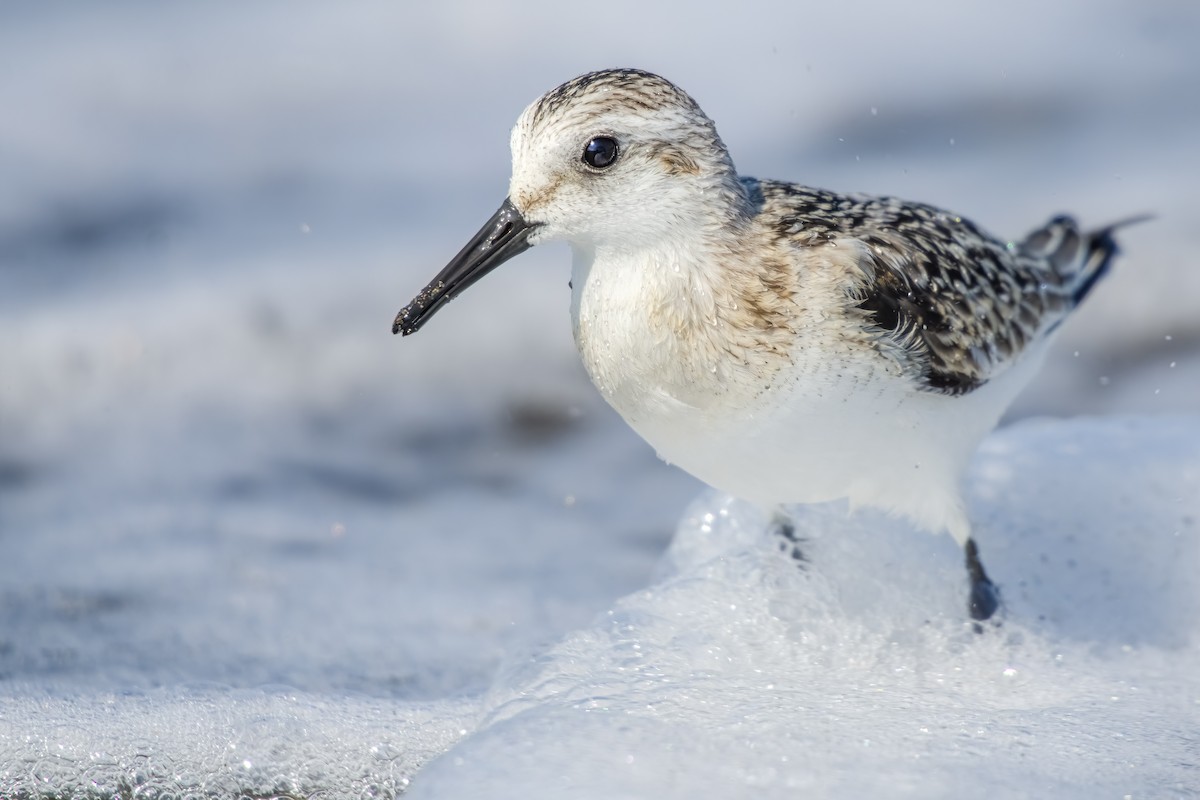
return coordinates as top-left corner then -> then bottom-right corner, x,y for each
625,356 -> 1040,542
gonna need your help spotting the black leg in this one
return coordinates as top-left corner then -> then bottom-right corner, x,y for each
770,512 -> 805,563
965,538 -> 1001,622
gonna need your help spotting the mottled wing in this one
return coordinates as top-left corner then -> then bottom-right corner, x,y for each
857,212 -> 1127,394
760,182 -> 1122,395
853,215 -> 1074,394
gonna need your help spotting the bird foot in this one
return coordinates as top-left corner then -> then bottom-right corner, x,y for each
969,574 -> 1002,622
770,514 -> 806,563
965,538 -> 1002,625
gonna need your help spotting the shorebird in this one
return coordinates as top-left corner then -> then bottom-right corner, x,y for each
393,68 -> 1133,621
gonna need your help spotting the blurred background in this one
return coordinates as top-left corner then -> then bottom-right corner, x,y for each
0,0 -> 1197,701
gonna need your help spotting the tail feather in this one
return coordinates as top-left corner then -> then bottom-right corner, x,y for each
1020,213 -> 1151,306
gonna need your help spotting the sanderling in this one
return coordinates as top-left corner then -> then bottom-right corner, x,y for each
394,68 -> 1136,621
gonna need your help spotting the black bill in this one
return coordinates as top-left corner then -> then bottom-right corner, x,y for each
393,198 -> 535,335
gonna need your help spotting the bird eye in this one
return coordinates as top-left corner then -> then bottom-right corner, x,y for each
582,136 -> 619,170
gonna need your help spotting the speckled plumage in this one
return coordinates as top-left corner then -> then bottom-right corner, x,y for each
747,180 -> 1120,395
396,68 -> 1134,620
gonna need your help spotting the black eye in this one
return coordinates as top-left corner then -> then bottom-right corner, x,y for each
582,136 -> 619,170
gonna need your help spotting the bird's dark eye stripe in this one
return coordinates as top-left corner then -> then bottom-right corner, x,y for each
583,136 -> 619,169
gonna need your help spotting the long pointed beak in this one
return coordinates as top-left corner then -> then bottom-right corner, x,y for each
393,198 -> 536,335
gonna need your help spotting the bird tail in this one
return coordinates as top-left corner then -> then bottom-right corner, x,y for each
1018,213 -> 1151,306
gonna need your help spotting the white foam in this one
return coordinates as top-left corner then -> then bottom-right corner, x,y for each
409,417 -> 1200,799
2,413 -> 1197,796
